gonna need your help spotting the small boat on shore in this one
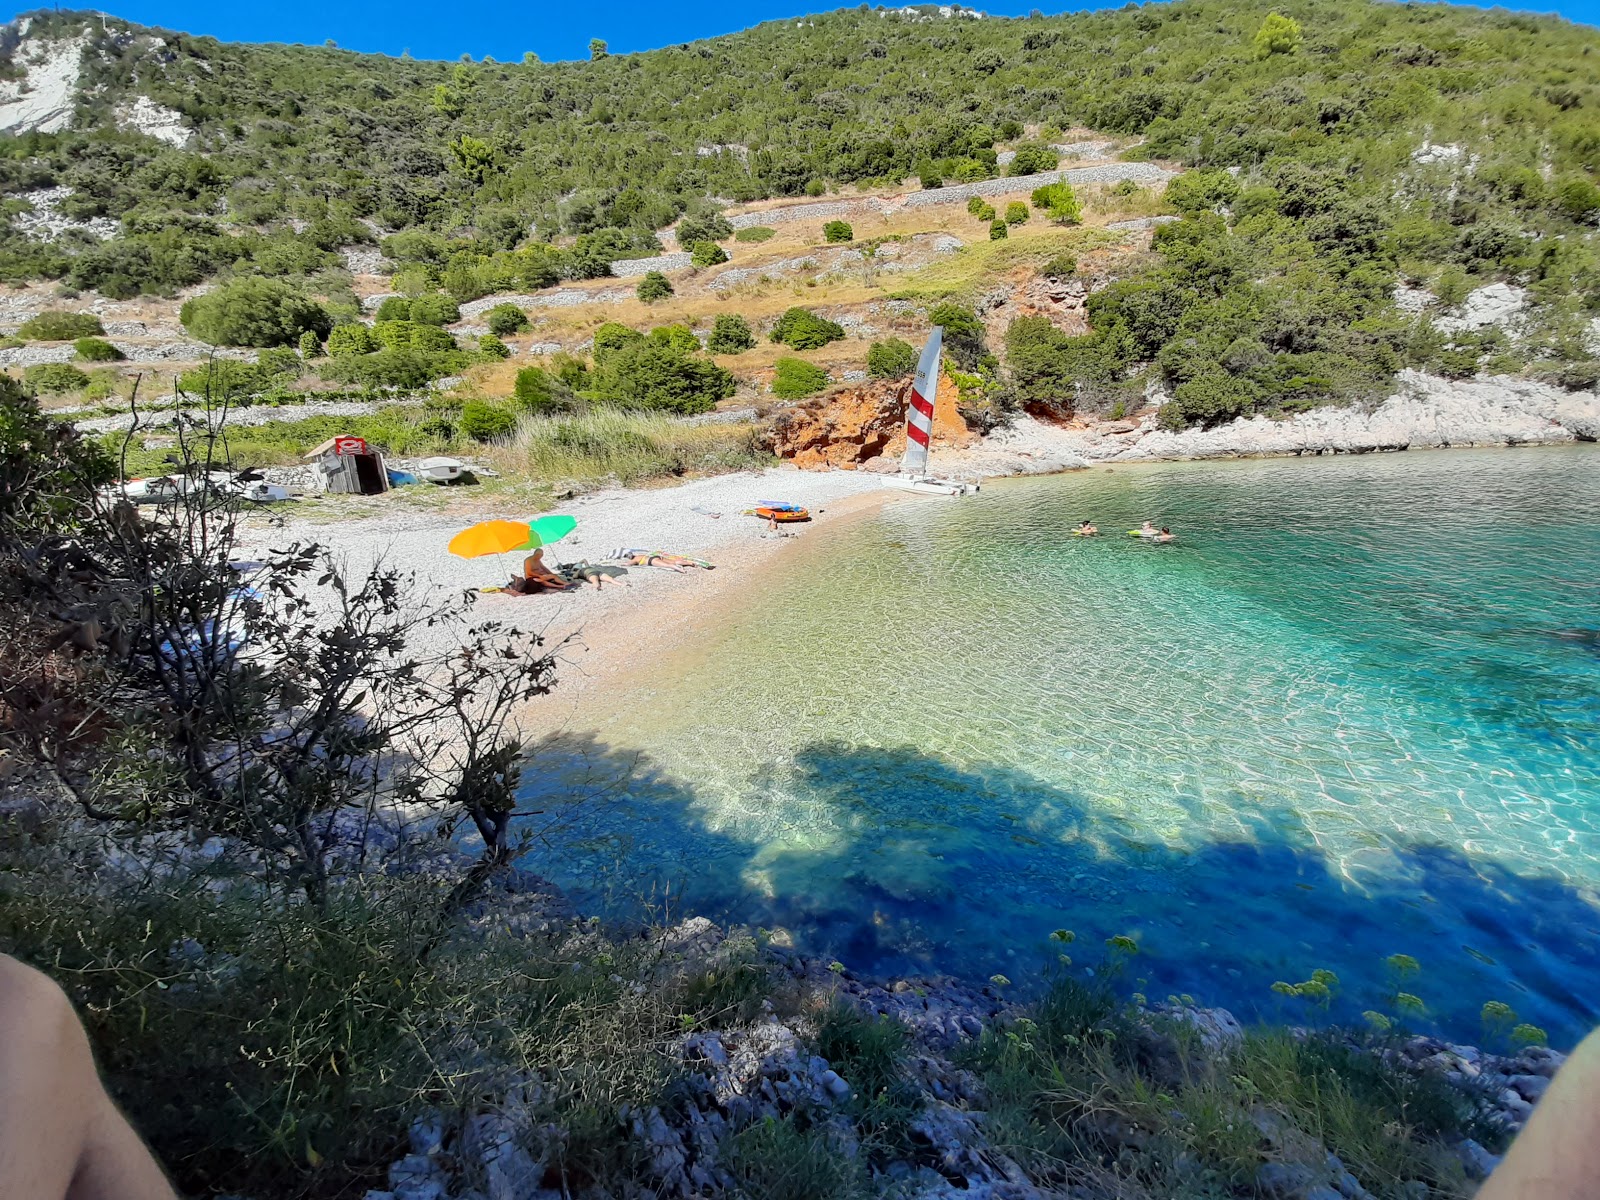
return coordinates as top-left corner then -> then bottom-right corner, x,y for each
880,327 -> 980,497
751,505 -> 811,522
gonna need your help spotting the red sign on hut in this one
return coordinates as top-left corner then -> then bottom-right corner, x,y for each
332,435 -> 368,457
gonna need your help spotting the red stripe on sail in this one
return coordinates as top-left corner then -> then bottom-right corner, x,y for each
907,423 -> 931,447
910,392 -> 934,418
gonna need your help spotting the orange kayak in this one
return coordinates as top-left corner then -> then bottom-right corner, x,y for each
752,506 -> 811,522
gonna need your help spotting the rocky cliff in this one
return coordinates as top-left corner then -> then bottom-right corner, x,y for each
766,373 -> 976,470
772,371 -> 1600,477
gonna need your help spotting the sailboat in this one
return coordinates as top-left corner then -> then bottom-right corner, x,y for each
880,326 -> 981,496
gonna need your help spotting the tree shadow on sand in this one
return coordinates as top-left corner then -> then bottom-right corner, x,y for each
517,733 -> 1600,1048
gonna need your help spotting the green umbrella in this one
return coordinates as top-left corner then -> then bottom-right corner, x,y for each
529,514 -> 577,547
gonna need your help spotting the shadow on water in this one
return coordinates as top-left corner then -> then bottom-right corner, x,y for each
518,732 -> 1600,1050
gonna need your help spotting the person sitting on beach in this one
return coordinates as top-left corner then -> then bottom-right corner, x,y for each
507,548 -> 573,594
1077,520 -> 1098,536
1153,527 -> 1176,544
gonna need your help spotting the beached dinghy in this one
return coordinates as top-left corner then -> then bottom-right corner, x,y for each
416,456 -> 467,484
880,327 -> 980,497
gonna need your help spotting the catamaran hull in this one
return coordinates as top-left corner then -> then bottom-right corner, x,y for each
881,475 -> 980,496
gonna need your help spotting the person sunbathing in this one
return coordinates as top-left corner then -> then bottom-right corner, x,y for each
625,552 -> 712,572
565,561 -> 628,589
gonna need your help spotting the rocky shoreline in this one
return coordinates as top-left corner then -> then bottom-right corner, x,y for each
363,873 -> 1562,1200
771,370 -> 1600,481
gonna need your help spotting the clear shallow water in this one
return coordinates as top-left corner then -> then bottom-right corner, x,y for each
523,447 -> 1600,1047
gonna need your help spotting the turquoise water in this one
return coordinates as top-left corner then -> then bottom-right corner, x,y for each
523,447 -> 1600,1047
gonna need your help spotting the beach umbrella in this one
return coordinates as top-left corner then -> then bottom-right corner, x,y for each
448,515 -> 577,559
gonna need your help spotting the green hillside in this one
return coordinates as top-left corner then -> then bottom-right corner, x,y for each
3,0 -> 1599,426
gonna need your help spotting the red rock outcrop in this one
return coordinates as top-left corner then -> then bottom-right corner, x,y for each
767,374 -> 976,470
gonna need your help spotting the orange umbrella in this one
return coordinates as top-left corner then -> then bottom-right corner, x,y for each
448,520 -> 539,559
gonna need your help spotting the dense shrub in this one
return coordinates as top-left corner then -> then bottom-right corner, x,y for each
734,227 -> 775,244
1166,169 -> 1243,216
588,341 -> 736,414
676,210 -> 733,247
1007,143 -> 1060,176
690,241 -> 730,268
649,324 -> 701,355
180,278 -> 331,348
822,220 -> 854,244
771,356 -> 830,399
513,365 -> 575,413
966,196 -> 988,216
458,400 -> 517,441
487,304 -> 531,335
928,301 -> 988,369
298,330 -> 323,359
973,202 -> 997,222
1005,201 -> 1029,225
407,293 -> 461,326
1031,182 -> 1083,225
327,324 -> 381,356
374,296 -> 412,322
477,334 -> 511,359
989,219 -> 1009,241
74,336 -> 124,362
1040,253 -> 1077,279
770,307 -> 845,350
177,360 -> 270,400
867,337 -> 918,380
636,271 -> 674,302
319,349 -> 465,389
707,314 -> 756,354
23,362 -> 90,393
18,311 -> 104,341
593,322 -> 647,361
372,321 -> 456,353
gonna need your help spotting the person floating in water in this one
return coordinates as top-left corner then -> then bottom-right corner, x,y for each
1153,527 -> 1176,544
1138,520 -> 1158,538
1076,520 -> 1098,536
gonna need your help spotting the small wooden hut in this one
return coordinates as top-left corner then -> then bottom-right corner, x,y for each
304,435 -> 389,495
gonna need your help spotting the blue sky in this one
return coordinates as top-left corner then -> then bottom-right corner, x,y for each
7,0 -> 1597,62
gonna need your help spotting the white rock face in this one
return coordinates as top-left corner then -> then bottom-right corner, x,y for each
10,186 -> 119,242
1392,283 -> 1436,315
1434,283 -> 1527,334
1413,141 -> 1465,165
1058,371 -> 1598,464
113,95 -> 190,147
0,34 -> 86,135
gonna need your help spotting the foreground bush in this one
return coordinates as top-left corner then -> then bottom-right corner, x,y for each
823,220 -> 854,244
459,399 -> 517,441
23,362 -> 90,393
636,270 -> 674,302
770,306 -> 845,350
867,337 -> 918,380
690,241 -> 729,267
18,311 -> 104,340
487,303 -> 530,335
708,313 -> 756,354
180,277 -> 332,348
74,336 -> 124,362
772,356 -> 829,399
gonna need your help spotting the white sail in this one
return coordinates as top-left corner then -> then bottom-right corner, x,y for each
902,326 -> 942,477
